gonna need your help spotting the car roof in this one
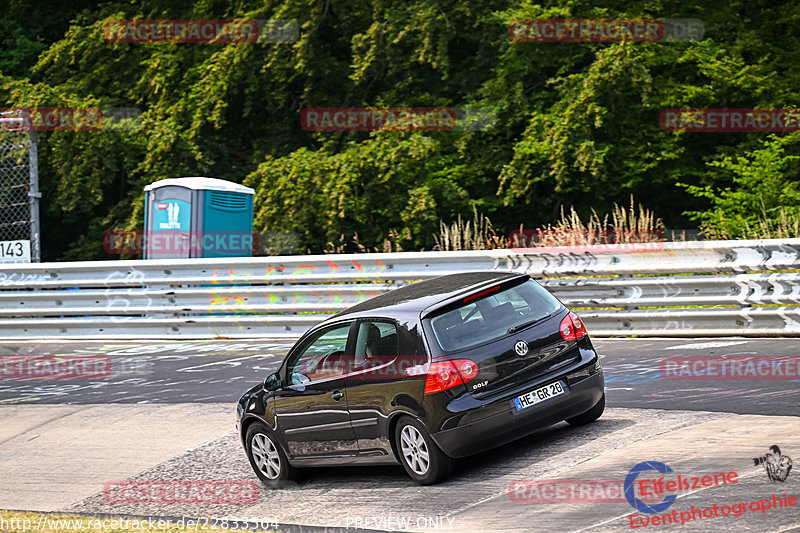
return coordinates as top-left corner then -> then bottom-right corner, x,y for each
328,271 -> 529,322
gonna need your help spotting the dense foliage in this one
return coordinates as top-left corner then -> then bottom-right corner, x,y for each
1,0 -> 799,259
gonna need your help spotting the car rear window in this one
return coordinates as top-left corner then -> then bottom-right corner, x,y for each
428,279 -> 562,352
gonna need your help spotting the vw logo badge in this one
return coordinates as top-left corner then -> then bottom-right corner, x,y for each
514,340 -> 529,356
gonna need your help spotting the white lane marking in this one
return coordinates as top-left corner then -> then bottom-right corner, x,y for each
665,341 -> 748,350
176,354 -> 283,372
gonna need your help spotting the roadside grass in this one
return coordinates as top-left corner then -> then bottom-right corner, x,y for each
435,197 -> 665,251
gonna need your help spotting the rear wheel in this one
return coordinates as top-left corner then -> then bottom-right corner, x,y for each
566,393 -> 605,426
245,422 -> 298,488
394,416 -> 453,485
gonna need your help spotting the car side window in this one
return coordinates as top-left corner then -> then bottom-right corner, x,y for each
353,320 -> 399,369
287,323 -> 352,385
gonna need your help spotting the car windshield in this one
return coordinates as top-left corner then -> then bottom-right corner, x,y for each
428,279 -> 562,352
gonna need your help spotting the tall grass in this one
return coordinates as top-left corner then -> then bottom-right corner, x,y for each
433,206 -> 507,251
324,229 -> 408,254
700,204 -> 800,240
435,197 -> 666,251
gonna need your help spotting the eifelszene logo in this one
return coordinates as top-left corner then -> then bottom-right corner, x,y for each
624,461 -> 677,514
625,461 -> 740,516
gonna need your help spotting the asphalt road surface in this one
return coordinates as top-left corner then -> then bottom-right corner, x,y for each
0,338 -> 797,415
1,337 -> 798,533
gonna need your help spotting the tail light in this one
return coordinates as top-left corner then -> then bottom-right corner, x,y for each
560,311 -> 588,341
424,359 -> 478,394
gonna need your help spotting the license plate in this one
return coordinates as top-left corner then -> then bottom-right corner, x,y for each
513,380 -> 566,412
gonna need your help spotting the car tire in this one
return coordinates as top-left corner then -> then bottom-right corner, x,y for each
245,422 -> 298,488
394,416 -> 453,485
565,393 -> 605,426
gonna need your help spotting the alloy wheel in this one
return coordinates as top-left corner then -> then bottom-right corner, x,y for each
400,424 -> 430,475
251,433 -> 281,479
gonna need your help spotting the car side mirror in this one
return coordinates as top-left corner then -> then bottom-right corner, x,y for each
263,372 -> 282,391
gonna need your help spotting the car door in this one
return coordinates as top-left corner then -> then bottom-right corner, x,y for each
345,318 -> 428,458
272,322 -> 358,459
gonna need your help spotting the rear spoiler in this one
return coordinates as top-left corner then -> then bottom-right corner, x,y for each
419,273 -> 531,320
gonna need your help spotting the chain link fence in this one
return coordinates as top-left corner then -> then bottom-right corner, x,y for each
0,110 -> 39,261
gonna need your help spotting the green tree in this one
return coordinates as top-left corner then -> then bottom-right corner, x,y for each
2,0 -> 800,259
683,131 -> 800,238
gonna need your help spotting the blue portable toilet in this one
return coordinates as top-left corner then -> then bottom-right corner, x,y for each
143,177 -> 255,259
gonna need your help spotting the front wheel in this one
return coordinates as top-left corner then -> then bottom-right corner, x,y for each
565,393 -> 605,426
245,422 -> 298,488
394,416 -> 453,485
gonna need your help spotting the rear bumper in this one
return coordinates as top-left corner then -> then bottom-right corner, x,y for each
431,362 -> 604,458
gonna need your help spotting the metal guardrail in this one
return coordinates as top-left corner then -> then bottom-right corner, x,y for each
580,307 -> 800,337
0,284 -> 392,316
0,238 -> 799,338
540,273 -> 800,308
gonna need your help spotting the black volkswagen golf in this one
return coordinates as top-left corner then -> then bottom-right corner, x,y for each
236,271 -> 605,486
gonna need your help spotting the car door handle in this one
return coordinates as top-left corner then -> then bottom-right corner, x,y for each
331,390 -> 343,401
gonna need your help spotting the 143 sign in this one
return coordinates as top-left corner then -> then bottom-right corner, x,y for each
0,240 -> 31,263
